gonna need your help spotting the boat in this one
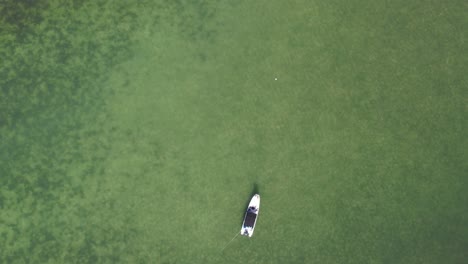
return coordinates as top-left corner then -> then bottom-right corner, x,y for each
240,194 -> 260,237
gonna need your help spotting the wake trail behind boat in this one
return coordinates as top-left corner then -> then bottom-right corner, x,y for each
221,232 -> 240,252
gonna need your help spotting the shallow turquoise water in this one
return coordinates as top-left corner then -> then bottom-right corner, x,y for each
1,1 -> 467,263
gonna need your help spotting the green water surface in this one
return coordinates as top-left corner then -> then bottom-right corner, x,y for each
1,1 -> 467,263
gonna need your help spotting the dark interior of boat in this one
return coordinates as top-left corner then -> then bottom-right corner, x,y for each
244,211 -> 257,227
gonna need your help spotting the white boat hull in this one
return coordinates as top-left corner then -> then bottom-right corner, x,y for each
240,194 -> 260,237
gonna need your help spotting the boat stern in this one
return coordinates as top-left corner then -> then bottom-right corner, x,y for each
240,226 -> 253,237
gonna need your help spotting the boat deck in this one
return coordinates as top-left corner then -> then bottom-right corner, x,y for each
244,211 -> 257,227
